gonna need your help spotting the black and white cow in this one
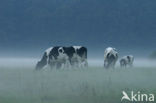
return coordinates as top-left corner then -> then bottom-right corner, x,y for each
35,46 -> 88,70
71,46 -> 88,68
120,55 -> 134,68
35,46 -> 75,70
104,47 -> 118,69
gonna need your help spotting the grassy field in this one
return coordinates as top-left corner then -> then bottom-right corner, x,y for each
0,67 -> 155,103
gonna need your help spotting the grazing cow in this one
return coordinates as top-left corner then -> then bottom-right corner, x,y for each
71,46 -> 88,68
120,55 -> 134,68
35,46 -> 75,70
35,46 -> 88,70
104,47 -> 118,69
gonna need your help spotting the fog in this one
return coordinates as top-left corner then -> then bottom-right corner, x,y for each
0,57 -> 155,69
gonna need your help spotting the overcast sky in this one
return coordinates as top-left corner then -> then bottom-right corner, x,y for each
0,0 -> 156,57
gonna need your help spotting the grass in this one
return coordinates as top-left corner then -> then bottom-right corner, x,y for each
0,67 -> 155,103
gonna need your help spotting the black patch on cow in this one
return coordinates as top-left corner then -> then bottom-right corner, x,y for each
49,46 -> 60,60
127,56 -> 131,62
107,53 -> 115,63
58,49 -> 63,53
63,46 -> 75,59
76,47 -> 87,58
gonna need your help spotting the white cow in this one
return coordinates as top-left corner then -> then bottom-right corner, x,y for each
120,55 -> 134,68
104,47 -> 118,69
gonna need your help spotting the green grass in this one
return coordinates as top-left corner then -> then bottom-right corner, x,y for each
0,67 -> 156,103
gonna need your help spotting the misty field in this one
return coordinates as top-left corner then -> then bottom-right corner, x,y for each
0,66 -> 156,103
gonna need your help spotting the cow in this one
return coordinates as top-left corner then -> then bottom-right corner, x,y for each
35,46 -> 88,70
120,55 -> 134,68
35,46 -> 75,70
71,46 -> 88,68
104,47 -> 118,69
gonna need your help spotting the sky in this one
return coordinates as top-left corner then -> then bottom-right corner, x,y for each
0,0 -> 156,58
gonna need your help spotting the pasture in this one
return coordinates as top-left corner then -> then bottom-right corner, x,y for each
0,60 -> 156,103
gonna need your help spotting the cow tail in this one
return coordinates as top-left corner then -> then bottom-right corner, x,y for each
84,49 -> 87,59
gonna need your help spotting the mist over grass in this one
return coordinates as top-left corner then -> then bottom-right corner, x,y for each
0,66 -> 156,103
0,57 -> 156,69
0,58 -> 156,103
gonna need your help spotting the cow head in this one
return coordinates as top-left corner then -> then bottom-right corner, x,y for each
35,61 -> 43,70
58,47 -> 65,54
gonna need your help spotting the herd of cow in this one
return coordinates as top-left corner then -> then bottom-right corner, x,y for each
35,46 -> 134,70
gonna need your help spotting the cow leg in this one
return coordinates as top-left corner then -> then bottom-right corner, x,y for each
80,59 -> 88,69
70,59 -> 75,69
71,59 -> 79,69
77,57 -> 83,68
56,62 -> 62,69
84,59 -> 88,68
65,60 -> 71,69
62,60 -> 66,69
112,61 -> 116,69
48,62 -> 55,70
130,61 -> 133,67
104,60 -> 109,69
129,63 -> 133,68
81,53 -> 88,68
72,61 -> 79,69
121,64 -> 125,68
120,60 -> 126,68
75,61 -> 80,68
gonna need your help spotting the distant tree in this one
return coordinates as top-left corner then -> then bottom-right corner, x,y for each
149,51 -> 156,59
